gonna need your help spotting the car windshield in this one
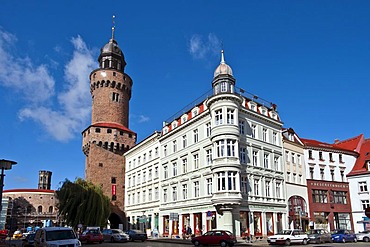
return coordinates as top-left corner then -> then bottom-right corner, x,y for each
278,230 -> 292,235
331,230 -> 345,234
46,230 -> 76,241
112,229 -> 123,234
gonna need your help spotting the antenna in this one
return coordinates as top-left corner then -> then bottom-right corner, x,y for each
111,15 -> 115,39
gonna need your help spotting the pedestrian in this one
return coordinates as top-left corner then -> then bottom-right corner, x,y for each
182,226 -> 187,239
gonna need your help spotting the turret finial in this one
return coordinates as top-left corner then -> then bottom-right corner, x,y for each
111,15 -> 116,40
221,50 -> 225,64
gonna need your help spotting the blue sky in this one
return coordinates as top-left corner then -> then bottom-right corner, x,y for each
1,1 -> 369,190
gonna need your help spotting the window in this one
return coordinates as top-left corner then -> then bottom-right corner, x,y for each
143,153 -> 146,163
241,176 -> 248,194
239,121 -> 245,134
329,153 -> 334,162
111,177 -> 116,184
319,151 -> 324,161
132,176 -> 135,186
215,109 -> 223,125
128,177 -> 131,187
226,139 -> 236,156
286,172 -> 290,182
274,157 -> 279,171
308,150 -> 313,159
182,158 -> 188,173
320,168 -> 325,180
339,154 -> 343,163
182,135 -> 187,148
272,132 -> 277,145
285,151 -> 289,163
330,169 -> 334,181
359,181 -> 368,192
264,154 -> 269,168
206,178 -> 212,195
254,179 -> 260,196
217,172 -> 226,191
155,147 -> 159,157
142,190 -> 146,202
262,128 -> 267,142
172,162 -> 177,176
309,167 -> 314,179
206,149 -> 212,165
312,189 -> 328,203
95,128 -> 101,133
291,153 -> 295,164
252,151 -> 258,166
216,140 -> 225,157
240,147 -> 246,164
227,171 -> 237,190
148,189 -> 152,201
276,182 -> 281,198
193,154 -> 199,169
164,165 -> 168,179
172,186 -> 177,201
297,155 -> 301,165
112,92 -> 119,102
137,192 -> 140,203
163,189 -> 167,202
164,145 -> 167,156
137,173 -> 141,184
155,187 -> 159,200
194,181 -> 200,197
173,140 -> 177,152
333,191 -> 347,204
227,109 -> 234,124
138,156 -> 141,165
193,129 -> 199,143
148,169 -> 152,180
107,129 -> 112,134
154,166 -> 159,178
182,184 -> 188,200
251,124 -> 256,138
265,181 -> 271,197
149,150 -> 152,160
340,170 -> 344,182
206,122 -> 211,137
361,200 -> 370,210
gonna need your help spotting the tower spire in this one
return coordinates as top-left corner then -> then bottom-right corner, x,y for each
111,15 -> 115,40
221,50 -> 225,64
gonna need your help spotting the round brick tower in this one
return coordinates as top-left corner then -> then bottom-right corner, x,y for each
82,25 -> 136,228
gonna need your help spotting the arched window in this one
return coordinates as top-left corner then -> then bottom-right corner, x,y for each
49,206 -> 53,213
38,206 -> 42,213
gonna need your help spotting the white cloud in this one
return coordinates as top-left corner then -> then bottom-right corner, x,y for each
189,33 -> 222,60
0,27 -> 96,142
138,115 -> 150,123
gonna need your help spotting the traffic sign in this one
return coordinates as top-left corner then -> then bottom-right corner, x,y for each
365,207 -> 370,218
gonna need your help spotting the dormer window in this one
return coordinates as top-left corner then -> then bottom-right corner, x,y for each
192,107 -> 199,117
163,126 -> 169,134
181,114 -> 188,123
270,111 -> 278,120
172,121 -> 178,129
259,106 -> 268,116
248,101 -> 257,112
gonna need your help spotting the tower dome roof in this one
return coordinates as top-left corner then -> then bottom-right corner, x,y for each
101,38 -> 123,57
214,50 -> 233,77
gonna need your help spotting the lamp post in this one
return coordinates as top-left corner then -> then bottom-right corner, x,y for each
0,159 -> 17,229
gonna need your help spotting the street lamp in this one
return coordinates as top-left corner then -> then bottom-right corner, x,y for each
0,159 -> 17,223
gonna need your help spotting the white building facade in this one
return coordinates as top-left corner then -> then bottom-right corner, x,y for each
124,51 -> 288,238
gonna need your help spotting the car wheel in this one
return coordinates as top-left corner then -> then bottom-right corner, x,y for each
364,237 -> 369,242
285,239 -> 291,246
193,240 -> 200,246
302,238 -> 308,245
354,238 -> 357,243
220,241 -> 227,247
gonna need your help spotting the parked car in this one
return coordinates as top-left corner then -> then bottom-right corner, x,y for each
79,229 -> 103,244
125,229 -> 147,242
307,228 -> 332,243
101,229 -> 129,242
356,230 -> 370,242
34,227 -> 81,247
191,230 -> 237,247
13,230 -> 23,239
331,229 -> 357,243
22,233 -> 36,247
267,229 -> 308,245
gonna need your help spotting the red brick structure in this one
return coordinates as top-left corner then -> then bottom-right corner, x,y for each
82,28 -> 136,228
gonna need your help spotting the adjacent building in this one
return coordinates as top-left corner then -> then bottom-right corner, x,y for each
302,137 -> 359,231
125,51 -> 287,238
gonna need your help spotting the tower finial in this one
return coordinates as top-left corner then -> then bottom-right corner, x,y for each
221,50 -> 225,64
111,15 -> 116,40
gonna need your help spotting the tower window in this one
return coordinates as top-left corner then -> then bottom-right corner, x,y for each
111,177 -> 116,184
107,129 -> 112,134
99,163 -> 103,167
120,131 -> 124,135
112,92 -> 119,102
95,128 -> 101,133
112,195 -> 117,201
113,72 -> 116,76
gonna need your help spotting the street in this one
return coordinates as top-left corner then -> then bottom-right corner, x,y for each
3,238 -> 370,247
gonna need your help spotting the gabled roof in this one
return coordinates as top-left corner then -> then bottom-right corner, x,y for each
301,137 -> 360,154
348,138 -> 370,177
334,134 -> 364,153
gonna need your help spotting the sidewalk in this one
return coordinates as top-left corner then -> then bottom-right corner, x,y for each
147,236 -> 268,246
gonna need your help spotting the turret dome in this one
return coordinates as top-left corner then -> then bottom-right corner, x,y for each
214,50 -> 233,77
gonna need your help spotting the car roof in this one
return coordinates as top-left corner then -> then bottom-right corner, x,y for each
38,227 -> 73,232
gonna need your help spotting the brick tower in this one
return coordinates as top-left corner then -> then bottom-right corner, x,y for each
82,22 -> 136,228
38,170 -> 52,190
